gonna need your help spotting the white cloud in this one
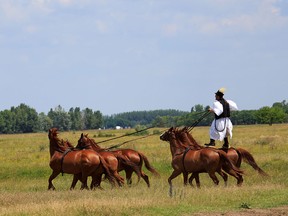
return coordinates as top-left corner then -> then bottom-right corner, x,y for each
95,20 -> 109,33
162,23 -> 179,36
186,0 -> 288,34
24,25 -> 38,34
58,0 -> 73,5
0,1 -> 27,21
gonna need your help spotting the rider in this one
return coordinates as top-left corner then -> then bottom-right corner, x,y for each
205,88 -> 238,149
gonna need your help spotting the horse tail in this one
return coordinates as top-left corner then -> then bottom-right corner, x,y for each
217,150 -> 244,176
116,154 -> 142,180
236,147 -> 269,176
98,155 -> 116,186
138,152 -> 160,177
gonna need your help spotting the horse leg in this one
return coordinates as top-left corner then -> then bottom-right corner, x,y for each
223,166 -> 243,186
168,170 -> 182,197
183,172 -> 188,186
70,173 -> 81,190
80,173 -> 89,190
217,170 -> 228,186
236,174 -> 243,186
124,168 -> 133,186
48,170 -> 60,190
189,173 -> 201,188
195,174 -> 200,188
113,171 -> 125,187
140,171 -> 150,188
91,174 -> 104,190
208,172 -> 219,186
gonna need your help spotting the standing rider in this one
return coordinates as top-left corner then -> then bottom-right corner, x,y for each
205,88 -> 238,149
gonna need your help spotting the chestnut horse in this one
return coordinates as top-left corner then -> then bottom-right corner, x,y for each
77,133 -> 160,187
160,127 -> 243,196
175,127 -> 268,186
48,128 -> 115,190
75,133 -> 142,188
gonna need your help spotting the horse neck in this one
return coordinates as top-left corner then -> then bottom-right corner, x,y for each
49,137 -> 65,157
169,136 -> 187,158
89,139 -> 103,151
185,132 -> 202,149
177,133 -> 190,147
65,140 -> 74,148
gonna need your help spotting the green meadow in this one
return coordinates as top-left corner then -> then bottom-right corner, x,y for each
0,125 -> 287,215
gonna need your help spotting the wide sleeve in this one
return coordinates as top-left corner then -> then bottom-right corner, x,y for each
227,100 -> 238,111
212,101 -> 223,116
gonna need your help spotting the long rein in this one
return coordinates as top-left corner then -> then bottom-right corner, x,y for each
187,110 -> 211,132
96,126 -> 155,144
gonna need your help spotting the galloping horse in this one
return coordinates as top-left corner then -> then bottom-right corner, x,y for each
48,128 -> 115,190
77,133 -> 160,187
160,127 -> 243,196
75,133 -> 142,188
175,127 -> 268,186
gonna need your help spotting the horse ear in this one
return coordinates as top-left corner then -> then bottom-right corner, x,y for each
85,133 -> 89,137
81,133 -> 84,138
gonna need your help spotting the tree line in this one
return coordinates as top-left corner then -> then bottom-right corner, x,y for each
0,100 -> 287,134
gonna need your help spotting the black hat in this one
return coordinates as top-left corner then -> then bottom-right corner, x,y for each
215,87 -> 226,97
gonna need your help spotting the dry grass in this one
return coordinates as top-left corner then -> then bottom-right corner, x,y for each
0,125 -> 288,215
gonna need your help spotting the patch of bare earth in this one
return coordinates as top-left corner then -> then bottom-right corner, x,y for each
192,206 -> 288,216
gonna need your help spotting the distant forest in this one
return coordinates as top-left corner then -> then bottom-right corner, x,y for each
0,100 -> 287,134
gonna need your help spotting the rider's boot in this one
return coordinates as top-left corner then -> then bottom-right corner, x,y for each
204,139 -> 215,147
222,137 -> 229,149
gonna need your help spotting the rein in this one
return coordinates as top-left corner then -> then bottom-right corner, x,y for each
97,126 -> 155,144
187,111 -> 211,132
105,133 -> 155,150
170,136 -> 190,173
60,148 -> 73,175
182,147 -> 190,174
105,127 -> 169,150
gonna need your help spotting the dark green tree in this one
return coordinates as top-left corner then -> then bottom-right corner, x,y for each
82,108 -> 103,129
255,106 -> 286,125
69,107 -> 83,130
0,110 -> 15,133
48,105 -> 71,131
13,103 -> 39,133
191,104 -> 205,112
38,112 -> 53,132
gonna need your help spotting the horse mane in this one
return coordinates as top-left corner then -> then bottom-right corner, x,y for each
48,128 -> 73,152
169,127 -> 189,150
83,134 -> 103,151
181,127 -> 202,149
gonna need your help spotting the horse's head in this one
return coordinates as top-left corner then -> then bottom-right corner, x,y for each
77,133 -> 102,151
160,127 -> 176,142
77,133 -> 90,148
174,127 -> 188,140
48,128 -> 59,140
176,126 -> 201,149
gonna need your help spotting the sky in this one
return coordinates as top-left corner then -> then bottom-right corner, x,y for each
0,0 -> 287,116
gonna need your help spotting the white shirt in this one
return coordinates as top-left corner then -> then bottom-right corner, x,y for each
209,99 -> 238,141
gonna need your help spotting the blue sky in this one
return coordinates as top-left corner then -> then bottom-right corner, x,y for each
0,0 -> 287,115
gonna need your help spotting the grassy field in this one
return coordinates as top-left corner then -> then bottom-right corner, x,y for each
0,124 -> 287,215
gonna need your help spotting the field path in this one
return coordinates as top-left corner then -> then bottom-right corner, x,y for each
192,205 -> 288,216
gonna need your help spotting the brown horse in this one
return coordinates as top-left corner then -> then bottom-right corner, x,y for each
160,127 -> 243,196
175,127 -> 268,186
75,133 -> 143,188
77,133 -> 160,187
48,128 -> 116,190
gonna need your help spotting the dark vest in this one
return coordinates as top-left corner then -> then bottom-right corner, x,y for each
215,98 -> 230,119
